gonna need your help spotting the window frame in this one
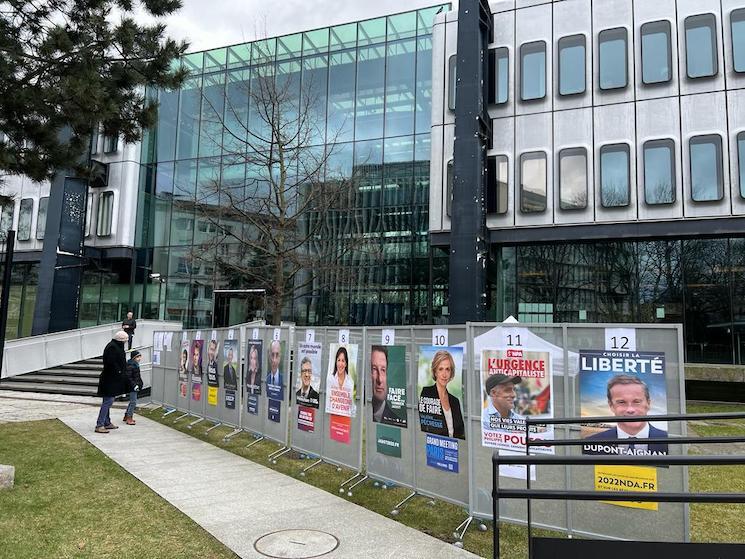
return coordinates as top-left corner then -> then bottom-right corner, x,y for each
643,138 -> 676,205
519,151 -> 547,213
558,34 -> 586,96
519,40 -> 547,102
445,158 -> 453,216
488,47 -> 509,105
447,54 -> 456,111
558,147 -> 588,211
689,134 -> 724,202
598,27 -> 629,91
599,143 -> 631,208
96,190 -> 115,237
731,9 -> 745,74
640,20 -> 672,85
35,196 -> 49,240
684,13 -> 718,79
486,154 -> 509,215
739,131 -> 745,199
17,198 -> 34,241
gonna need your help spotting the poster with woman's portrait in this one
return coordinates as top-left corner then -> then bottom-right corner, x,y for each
178,339 -> 189,398
324,343 -> 358,417
190,339 -> 204,401
417,346 -> 466,440
245,340 -> 263,396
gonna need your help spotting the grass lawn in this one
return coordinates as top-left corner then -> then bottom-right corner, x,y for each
0,419 -> 237,559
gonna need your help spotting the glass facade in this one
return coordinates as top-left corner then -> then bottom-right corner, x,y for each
137,5 -> 447,327
599,28 -> 627,90
558,35 -> 585,95
641,21 -> 671,84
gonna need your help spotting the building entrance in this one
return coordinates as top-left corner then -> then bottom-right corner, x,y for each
212,289 -> 266,328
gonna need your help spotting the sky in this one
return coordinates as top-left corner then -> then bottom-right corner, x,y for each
137,0 -> 454,53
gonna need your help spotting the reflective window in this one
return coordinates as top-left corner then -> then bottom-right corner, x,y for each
385,39 -> 417,137
97,191 -> 114,237
641,21 -> 672,84
18,198 -> 33,241
356,44 -> 385,140
559,148 -> 587,210
732,9 -> 745,73
520,151 -> 547,213
739,132 -> 745,198
85,194 -> 93,237
447,54 -> 456,110
599,28 -> 628,90
685,14 -> 718,78
103,134 -> 118,153
415,36 -> 433,133
488,48 -> 509,104
327,49 -> 356,143
643,139 -> 675,204
0,197 -> 14,241
558,35 -> 585,96
486,155 -> 508,214
600,144 -> 630,207
176,76 -> 202,159
520,41 -> 546,101
36,197 -> 48,240
446,159 -> 453,216
690,135 -> 723,202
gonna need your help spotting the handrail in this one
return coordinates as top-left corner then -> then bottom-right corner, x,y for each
491,413 -> 745,559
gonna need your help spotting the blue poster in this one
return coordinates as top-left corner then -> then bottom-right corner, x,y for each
425,434 -> 459,473
225,390 -> 236,409
268,399 -> 281,423
247,394 -> 259,415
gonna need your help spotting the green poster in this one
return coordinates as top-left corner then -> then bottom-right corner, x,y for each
376,424 -> 402,458
371,345 -> 408,428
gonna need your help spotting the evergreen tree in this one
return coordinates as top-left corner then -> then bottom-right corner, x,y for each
0,0 -> 188,181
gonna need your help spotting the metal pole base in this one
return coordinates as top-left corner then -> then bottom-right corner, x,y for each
339,472 -> 363,494
173,412 -> 190,423
246,435 -> 264,448
269,447 -> 291,465
146,404 -> 163,414
453,515 -> 473,542
162,407 -> 177,417
391,491 -> 417,516
187,417 -> 204,429
345,474 -> 368,497
205,421 -> 222,433
222,428 -> 242,442
300,458 -> 322,477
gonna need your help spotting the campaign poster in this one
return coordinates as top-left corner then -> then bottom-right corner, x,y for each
480,348 -> 553,453
325,343 -> 358,417
425,434 -> 459,473
371,345 -> 407,428
246,394 -> 259,415
225,390 -> 236,410
178,340 -> 189,398
245,340 -> 263,396
416,346 -> 465,440
297,406 -> 315,432
266,340 -> 285,402
222,339 -> 239,391
190,339 -> 204,402
329,414 -> 351,444
206,338 -> 219,388
295,342 -> 322,409
268,398 -> 281,423
376,424 -> 402,458
580,350 -> 668,454
207,386 -> 218,406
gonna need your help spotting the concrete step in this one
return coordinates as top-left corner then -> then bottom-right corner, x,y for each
0,381 -> 98,397
16,374 -> 99,386
54,362 -> 102,371
38,368 -> 100,378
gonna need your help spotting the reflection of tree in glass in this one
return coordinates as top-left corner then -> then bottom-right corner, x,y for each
646,179 -> 673,205
601,180 -> 628,207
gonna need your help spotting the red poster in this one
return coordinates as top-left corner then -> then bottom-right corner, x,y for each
329,414 -> 351,444
297,406 -> 315,432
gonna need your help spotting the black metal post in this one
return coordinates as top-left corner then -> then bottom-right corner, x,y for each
492,450 -> 500,559
449,0 -> 492,323
0,230 -> 16,379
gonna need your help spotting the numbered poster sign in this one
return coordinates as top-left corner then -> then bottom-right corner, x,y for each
432,329 -> 448,347
305,329 -> 315,343
382,329 -> 395,346
252,328 -> 260,339
273,328 -> 281,341
227,329 -> 235,340
338,329 -> 350,344
605,328 -> 637,352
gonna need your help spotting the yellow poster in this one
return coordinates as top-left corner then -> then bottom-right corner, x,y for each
207,386 -> 218,407
594,465 -> 658,511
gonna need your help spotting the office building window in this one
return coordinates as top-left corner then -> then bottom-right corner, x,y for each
641,21 -> 672,84
599,28 -> 628,90
685,14 -> 718,78
446,159 -> 453,215
600,144 -> 630,207
643,139 -> 675,204
0,197 -> 13,241
559,148 -> 587,210
97,191 -> 114,236
36,197 -> 49,240
558,35 -> 585,95
739,132 -> 745,198
448,55 -> 456,110
85,194 -> 93,237
690,135 -> 723,202
18,198 -> 33,240
488,48 -> 509,104
520,41 -> 546,101
103,134 -> 118,153
486,154 -> 508,214
732,9 -> 745,73
520,151 -> 547,213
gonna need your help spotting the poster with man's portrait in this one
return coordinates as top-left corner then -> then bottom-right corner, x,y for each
295,342 -> 322,409
222,339 -> 239,391
370,345 -> 407,428
416,346 -> 465,441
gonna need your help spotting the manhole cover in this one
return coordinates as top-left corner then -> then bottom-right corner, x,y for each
254,529 -> 339,558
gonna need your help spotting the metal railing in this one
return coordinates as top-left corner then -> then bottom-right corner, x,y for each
491,412 -> 745,559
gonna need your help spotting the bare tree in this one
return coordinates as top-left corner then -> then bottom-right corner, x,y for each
185,47 -> 375,324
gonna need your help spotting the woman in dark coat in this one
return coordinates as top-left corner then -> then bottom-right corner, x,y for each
95,331 -> 130,433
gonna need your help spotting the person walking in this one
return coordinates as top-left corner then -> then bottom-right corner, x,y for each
95,331 -> 130,433
121,310 -> 137,350
123,350 -> 144,425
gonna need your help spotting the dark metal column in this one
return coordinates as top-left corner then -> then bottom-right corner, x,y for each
0,230 -> 16,378
448,0 -> 492,324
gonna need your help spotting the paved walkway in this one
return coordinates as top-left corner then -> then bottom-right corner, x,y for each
0,391 -> 127,423
1,392 -> 479,559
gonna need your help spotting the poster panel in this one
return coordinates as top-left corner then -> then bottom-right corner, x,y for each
190,339 -> 204,403
417,345 -> 465,440
261,333 -> 289,446
325,342 -> 358,417
216,331 -> 240,427
371,345 -> 407,428
266,340 -> 286,423
240,338 -> 264,436
295,342 -> 322,410
205,337 -> 220,414
178,339 -> 189,402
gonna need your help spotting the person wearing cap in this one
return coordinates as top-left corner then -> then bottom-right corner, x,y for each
95,331 -> 130,433
123,350 -> 144,425
482,373 -> 523,431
